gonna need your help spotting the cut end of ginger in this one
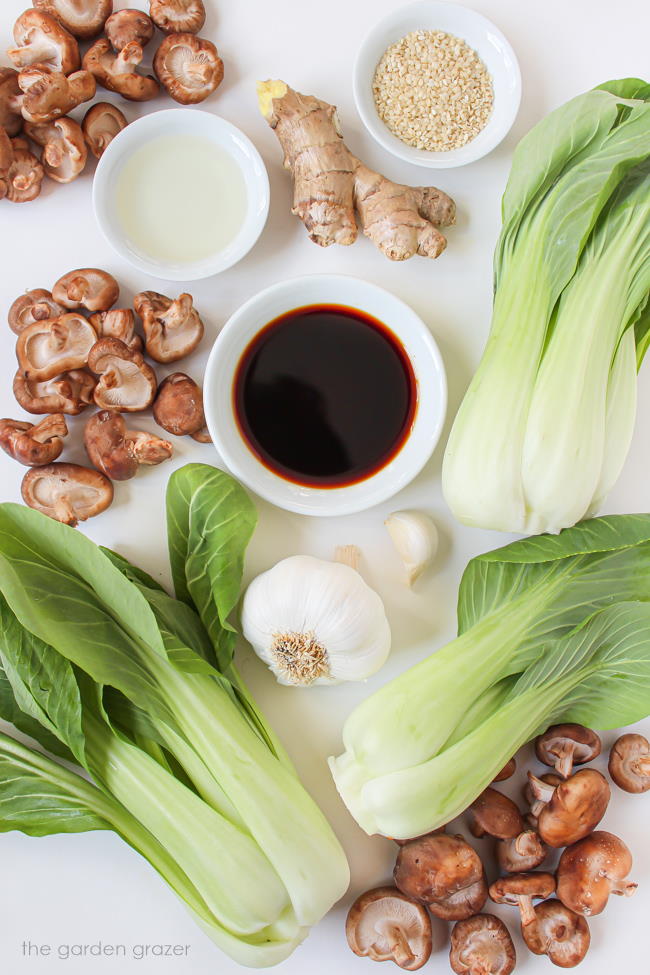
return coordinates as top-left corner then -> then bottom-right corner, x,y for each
256,79 -> 288,119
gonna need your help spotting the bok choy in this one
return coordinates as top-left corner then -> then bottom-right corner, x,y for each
0,465 -> 349,967
330,514 -> 650,839
442,78 -> 650,534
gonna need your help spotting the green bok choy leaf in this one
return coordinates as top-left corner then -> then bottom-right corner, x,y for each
0,466 -> 349,967
330,515 -> 650,839
442,79 -> 650,534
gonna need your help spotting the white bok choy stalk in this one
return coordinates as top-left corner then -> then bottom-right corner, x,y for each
521,169 -> 650,532
330,515 -> 650,839
442,79 -> 650,534
0,466 -> 350,968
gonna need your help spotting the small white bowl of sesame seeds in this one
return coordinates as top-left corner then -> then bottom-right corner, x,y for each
353,0 -> 521,168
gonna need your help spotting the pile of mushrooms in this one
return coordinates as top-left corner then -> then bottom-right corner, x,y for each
1,1 -> 224,204
346,723 -> 647,973
3,266 -> 209,525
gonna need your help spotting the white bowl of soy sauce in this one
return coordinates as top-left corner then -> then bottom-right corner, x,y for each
203,275 -> 447,516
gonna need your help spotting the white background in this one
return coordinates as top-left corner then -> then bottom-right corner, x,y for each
1,0 -> 649,972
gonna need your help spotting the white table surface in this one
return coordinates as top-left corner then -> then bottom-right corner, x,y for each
1,0 -> 648,972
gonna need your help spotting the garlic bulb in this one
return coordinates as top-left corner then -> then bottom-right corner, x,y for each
385,510 -> 438,586
241,554 -> 391,686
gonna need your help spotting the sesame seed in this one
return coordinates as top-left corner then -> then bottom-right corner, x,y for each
372,29 -> 494,151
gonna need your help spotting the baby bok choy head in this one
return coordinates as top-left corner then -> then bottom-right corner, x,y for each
0,466 -> 350,968
442,78 -> 650,535
330,514 -> 650,839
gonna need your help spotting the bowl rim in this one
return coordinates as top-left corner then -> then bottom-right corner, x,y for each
203,273 -> 448,517
92,108 -> 270,281
353,0 -> 522,169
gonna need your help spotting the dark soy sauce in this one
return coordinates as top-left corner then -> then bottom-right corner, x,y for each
233,304 -> 417,488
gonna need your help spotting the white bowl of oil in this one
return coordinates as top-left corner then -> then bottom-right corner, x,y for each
93,109 -> 270,281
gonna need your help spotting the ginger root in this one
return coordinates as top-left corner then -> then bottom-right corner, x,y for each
257,80 -> 456,260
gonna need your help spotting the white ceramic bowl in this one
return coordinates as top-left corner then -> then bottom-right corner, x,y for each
93,109 -> 269,280
354,0 -> 521,168
203,275 -> 447,517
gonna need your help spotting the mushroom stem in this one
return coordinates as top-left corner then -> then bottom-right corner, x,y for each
53,496 -> 77,526
458,947 -> 491,975
527,773 -> 556,805
30,414 -> 67,443
13,170 -> 37,192
188,60 -> 213,84
116,42 -> 144,72
9,42 -> 50,68
517,894 -> 537,927
165,294 -> 194,328
609,878 -> 638,897
43,143 -> 64,167
631,756 -> 650,775
66,276 -> 89,302
103,369 -> 119,390
31,302 -> 55,322
554,743 -> 576,780
384,924 -> 416,967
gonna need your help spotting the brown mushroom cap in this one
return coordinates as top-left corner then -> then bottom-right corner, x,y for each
0,414 -> 68,466
489,872 -> 556,927
608,733 -> 650,794
106,9 -> 155,51
450,915 -> 516,975
83,38 -> 160,101
13,368 -> 96,415
5,136 -> 44,202
21,462 -> 113,525
496,829 -> 548,874
84,409 -> 172,480
152,372 -> 205,436
531,769 -> 610,848
81,101 -> 127,157
149,0 -> 206,34
153,33 -> 223,105
0,67 -> 24,136
522,899 -> 590,968
467,787 -> 524,840
16,314 -> 97,381
190,424 -> 211,443
25,116 -> 87,182
394,832 -> 487,921
53,268 -> 119,312
535,724 -> 602,779
8,289 -> 64,335
17,64 -> 96,124
134,291 -> 204,363
392,827 -> 447,847
346,886 -> 432,971
492,758 -> 516,783
429,877 -> 488,922
89,309 -> 142,352
8,10 -> 81,75
33,0 -> 114,40
556,831 -> 637,917
88,337 -> 157,412
0,125 -> 14,198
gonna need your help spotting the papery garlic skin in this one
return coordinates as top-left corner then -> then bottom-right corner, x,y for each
385,510 -> 438,585
241,555 -> 391,686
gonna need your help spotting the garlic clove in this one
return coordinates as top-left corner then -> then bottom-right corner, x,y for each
385,510 -> 438,586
